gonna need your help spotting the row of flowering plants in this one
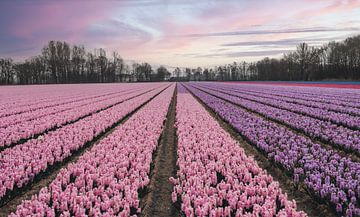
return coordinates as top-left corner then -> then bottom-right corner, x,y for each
0,87 -> 142,128
198,83 -> 360,130
212,84 -> 360,116
224,83 -> 360,108
170,84 -> 306,217
0,84 -> 164,148
185,84 -> 360,217
0,84 -> 144,117
0,85 -> 168,204
9,84 -> 174,217
0,88 -> 80,116
192,84 -> 360,155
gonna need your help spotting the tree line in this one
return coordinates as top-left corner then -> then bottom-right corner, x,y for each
1,35 -> 359,85
0,41 -> 170,85
171,34 -> 360,81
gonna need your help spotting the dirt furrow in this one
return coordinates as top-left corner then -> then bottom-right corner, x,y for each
140,85 -> 180,217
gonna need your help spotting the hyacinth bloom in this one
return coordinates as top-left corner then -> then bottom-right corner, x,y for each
198,83 -> 360,129
191,84 -> 360,155
0,85 -> 167,202
185,84 -> 360,217
215,82 -> 360,108
207,83 -> 360,116
0,86 -> 144,128
10,84 -> 175,216
0,84 -> 160,117
171,84 -> 307,217
0,84 -> 165,148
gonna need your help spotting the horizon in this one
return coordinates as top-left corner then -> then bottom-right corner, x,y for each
1,0 -> 360,67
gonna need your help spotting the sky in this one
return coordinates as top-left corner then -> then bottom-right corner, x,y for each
0,0 -> 359,68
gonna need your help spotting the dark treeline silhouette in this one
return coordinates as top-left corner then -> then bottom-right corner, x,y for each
0,41 -> 170,85
171,34 -> 360,82
1,35 -> 359,85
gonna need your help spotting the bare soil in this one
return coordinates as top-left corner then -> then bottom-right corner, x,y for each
140,86 -> 180,217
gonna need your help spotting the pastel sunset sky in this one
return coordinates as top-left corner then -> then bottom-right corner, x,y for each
0,0 -> 359,67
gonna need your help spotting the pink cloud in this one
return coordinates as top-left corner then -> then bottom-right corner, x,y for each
1,0 -> 359,66
9,1 -> 113,42
296,0 -> 360,19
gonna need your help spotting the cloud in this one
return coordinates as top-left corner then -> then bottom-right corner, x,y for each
184,27 -> 360,37
224,50 -> 293,58
221,35 -> 348,47
86,19 -> 152,42
117,0 -> 213,7
0,0 -> 116,58
179,49 -> 293,58
296,0 -> 360,19
0,0 -> 359,66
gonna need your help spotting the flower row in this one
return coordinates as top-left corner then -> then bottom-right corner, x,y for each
0,84 -> 164,148
0,87 -> 142,128
198,83 -> 360,129
210,83 -> 360,117
0,84 -> 127,117
0,83 -> 150,117
10,84 -> 174,217
192,85 -> 360,155
185,84 -> 360,217
223,83 -> 360,108
0,85 -> 168,203
171,84 -> 306,217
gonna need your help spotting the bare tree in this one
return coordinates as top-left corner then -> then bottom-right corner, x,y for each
156,66 -> 168,81
174,67 -> 181,79
0,58 -> 14,84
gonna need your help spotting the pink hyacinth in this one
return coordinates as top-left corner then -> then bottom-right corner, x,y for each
170,84 -> 307,217
0,84 -> 168,203
10,84 -> 175,216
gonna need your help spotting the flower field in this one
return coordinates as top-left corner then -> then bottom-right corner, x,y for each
0,82 -> 358,217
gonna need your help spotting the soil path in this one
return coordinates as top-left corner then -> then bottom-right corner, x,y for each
141,86 -> 180,217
